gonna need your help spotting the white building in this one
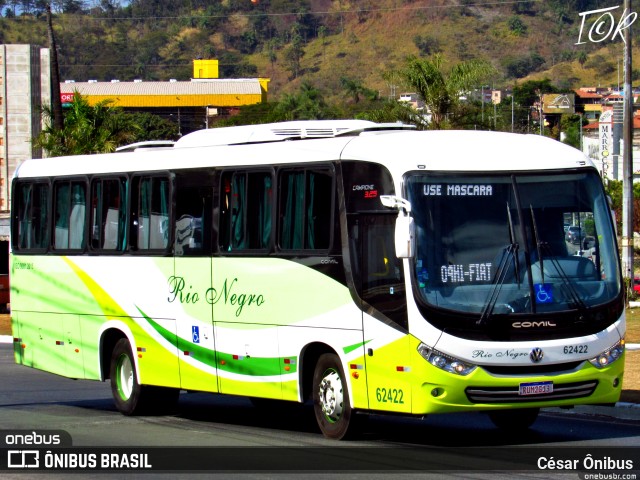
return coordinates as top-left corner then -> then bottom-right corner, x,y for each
0,44 -> 50,239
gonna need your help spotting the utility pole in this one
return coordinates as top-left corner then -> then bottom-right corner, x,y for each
511,94 -> 514,133
46,4 -> 63,132
622,0 -> 634,295
534,89 -> 544,135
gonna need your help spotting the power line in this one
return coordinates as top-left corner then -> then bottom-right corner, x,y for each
12,0 -> 543,22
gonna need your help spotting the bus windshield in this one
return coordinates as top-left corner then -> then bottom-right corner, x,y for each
407,171 -> 621,317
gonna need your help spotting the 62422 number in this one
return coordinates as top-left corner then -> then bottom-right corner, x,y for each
563,344 -> 588,354
375,387 -> 404,404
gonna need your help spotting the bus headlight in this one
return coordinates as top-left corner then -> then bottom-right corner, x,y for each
588,340 -> 625,369
417,343 -> 477,376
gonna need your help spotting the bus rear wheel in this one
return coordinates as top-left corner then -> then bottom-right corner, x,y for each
109,338 -> 178,415
312,353 -> 354,440
487,408 -> 539,431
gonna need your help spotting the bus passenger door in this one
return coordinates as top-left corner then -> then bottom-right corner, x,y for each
172,172 -> 219,393
355,214 -> 412,413
173,257 -> 217,393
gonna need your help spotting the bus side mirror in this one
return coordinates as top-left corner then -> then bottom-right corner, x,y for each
395,213 -> 415,259
380,195 -> 415,259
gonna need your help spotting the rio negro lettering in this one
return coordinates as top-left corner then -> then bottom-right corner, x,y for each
167,275 -> 265,317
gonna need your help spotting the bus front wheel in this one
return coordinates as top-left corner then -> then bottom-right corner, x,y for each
109,338 -> 178,415
312,353 -> 354,440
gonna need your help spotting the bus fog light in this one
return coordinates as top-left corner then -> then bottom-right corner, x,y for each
431,388 -> 443,397
417,343 -> 477,376
588,340 -> 624,369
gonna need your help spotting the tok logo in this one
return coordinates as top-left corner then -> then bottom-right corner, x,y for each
7,450 -> 39,468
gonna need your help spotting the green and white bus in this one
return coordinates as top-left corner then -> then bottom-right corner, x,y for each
10,120 -> 625,439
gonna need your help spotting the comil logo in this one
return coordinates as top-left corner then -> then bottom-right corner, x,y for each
512,321 -> 557,329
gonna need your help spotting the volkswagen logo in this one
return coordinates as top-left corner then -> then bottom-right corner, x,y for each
529,347 -> 544,363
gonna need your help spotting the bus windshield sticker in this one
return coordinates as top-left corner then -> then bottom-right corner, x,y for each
352,184 -> 378,199
534,283 -> 553,304
423,184 -> 493,196
192,326 -> 200,344
440,263 -> 493,283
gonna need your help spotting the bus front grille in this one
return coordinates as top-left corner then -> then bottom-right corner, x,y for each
465,380 -> 598,404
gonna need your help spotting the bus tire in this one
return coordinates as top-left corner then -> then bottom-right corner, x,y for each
312,353 -> 354,440
109,338 -> 179,415
487,408 -> 539,431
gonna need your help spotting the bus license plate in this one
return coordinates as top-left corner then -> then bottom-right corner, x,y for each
519,381 -> 553,396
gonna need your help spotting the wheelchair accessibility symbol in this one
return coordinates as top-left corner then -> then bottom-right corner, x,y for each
535,283 -> 553,304
192,325 -> 200,344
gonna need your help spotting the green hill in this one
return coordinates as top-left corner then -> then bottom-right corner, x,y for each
0,0 -> 635,102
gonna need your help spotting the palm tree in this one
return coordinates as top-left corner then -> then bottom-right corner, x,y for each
34,93 -> 139,156
272,82 -> 333,121
340,77 -> 378,104
390,54 -> 496,129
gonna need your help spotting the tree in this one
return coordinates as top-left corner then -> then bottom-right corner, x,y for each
503,52 -> 545,78
357,99 -> 424,127
34,93 -> 139,156
339,76 -> 378,104
389,54 -> 496,129
284,30 -> 304,79
512,79 -> 558,107
605,180 -> 640,233
115,111 -> 180,142
559,113 -> 584,149
507,15 -> 527,36
577,51 -> 588,68
271,82 -> 337,121
413,34 -> 442,56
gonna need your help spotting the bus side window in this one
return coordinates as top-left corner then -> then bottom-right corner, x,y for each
130,175 -> 170,252
220,170 -> 273,252
90,177 -> 127,252
13,181 -> 50,251
174,170 -> 214,256
53,180 -> 87,251
278,167 -> 333,251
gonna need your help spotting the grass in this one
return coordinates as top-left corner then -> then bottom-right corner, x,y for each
1,312 -> 638,402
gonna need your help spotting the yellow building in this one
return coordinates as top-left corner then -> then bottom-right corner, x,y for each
60,59 -> 270,134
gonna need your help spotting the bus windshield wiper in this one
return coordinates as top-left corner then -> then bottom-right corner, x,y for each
529,205 -> 587,312
477,243 -> 518,326
477,203 -> 519,326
